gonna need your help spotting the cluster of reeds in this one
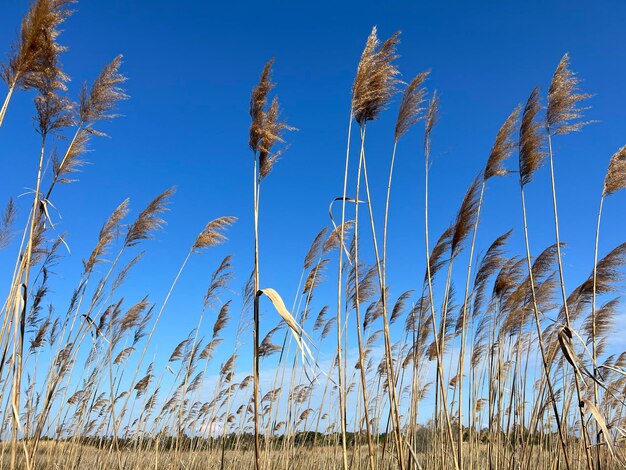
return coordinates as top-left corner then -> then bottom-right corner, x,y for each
0,1 -> 625,469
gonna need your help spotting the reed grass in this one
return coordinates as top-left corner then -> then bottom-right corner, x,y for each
0,2 -> 625,469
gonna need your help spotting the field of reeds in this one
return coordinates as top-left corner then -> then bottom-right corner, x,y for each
1,1 -> 625,469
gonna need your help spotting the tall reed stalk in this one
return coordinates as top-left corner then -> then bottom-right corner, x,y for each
517,86 -> 571,470
422,91 -> 459,470
545,53 -> 593,470
248,59 -> 292,470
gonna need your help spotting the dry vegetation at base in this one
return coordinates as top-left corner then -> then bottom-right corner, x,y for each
1,443 -> 398,469
0,1 -> 626,469
4,442 -> 626,469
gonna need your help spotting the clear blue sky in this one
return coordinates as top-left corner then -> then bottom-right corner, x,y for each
1,0 -> 625,422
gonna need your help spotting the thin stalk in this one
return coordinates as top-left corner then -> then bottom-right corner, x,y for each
455,180 -> 485,470
10,135 -> 47,470
519,183 -> 571,470
335,113 -> 353,470
423,133 -> 459,470
253,153 -> 261,470
0,84 -> 15,129
546,134 -> 594,470
360,137 -> 405,469
591,193 -> 605,467
353,124 -> 376,470
382,139 -> 398,284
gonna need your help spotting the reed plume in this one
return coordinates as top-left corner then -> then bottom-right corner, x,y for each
48,56 -> 127,195
1,0 -> 73,88
390,290 -> 412,325
204,255 -> 234,308
473,230 -> 512,314
33,68 -> 74,136
213,301 -> 232,339
546,53 -> 592,135
427,226 -> 453,282
249,60 -> 274,152
192,216 -> 237,253
124,188 -> 175,247
603,145 -> 626,196
323,221 -> 353,254
583,298 -> 619,354
451,176 -> 481,257
484,106 -> 520,179
83,199 -> 129,273
0,199 -> 17,249
249,59 -> 293,179
352,27 -> 400,125
0,0 -> 74,127
304,228 -> 328,270
394,71 -> 429,141
425,90 -> 439,148
312,306 -> 328,332
79,55 -> 127,125
519,87 -> 545,185
584,243 -> 626,301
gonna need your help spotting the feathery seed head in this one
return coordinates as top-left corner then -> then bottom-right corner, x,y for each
519,87 -> 545,185
304,227 -> 328,269
0,199 -> 17,249
451,177 -> 482,257
79,55 -> 128,125
546,53 -> 592,135
603,145 -> 626,196
424,90 -> 439,152
34,64 -> 74,136
2,0 -> 74,90
352,27 -> 401,126
323,221 -> 354,254
395,70 -> 429,141
125,187 -> 174,247
192,216 -> 237,253
249,59 -> 293,179
249,59 -> 275,151
84,199 -> 130,272
484,105 -> 520,180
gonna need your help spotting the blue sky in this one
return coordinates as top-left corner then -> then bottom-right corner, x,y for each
1,0 -> 626,428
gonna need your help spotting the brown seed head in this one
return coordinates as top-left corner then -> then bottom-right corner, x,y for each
2,0 -> 74,90
484,106 -> 520,180
546,53 -> 592,135
395,70 -> 429,141
79,55 -> 128,125
84,199 -> 129,273
125,187 -> 174,247
304,227 -> 328,270
352,27 -> 401,126
451,177 -> 482,257
519,87 -> 546,185
248,59 -> 294,178
192,216 -> 237,253
603,145 -> 626,196
424,90 -> 439,152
